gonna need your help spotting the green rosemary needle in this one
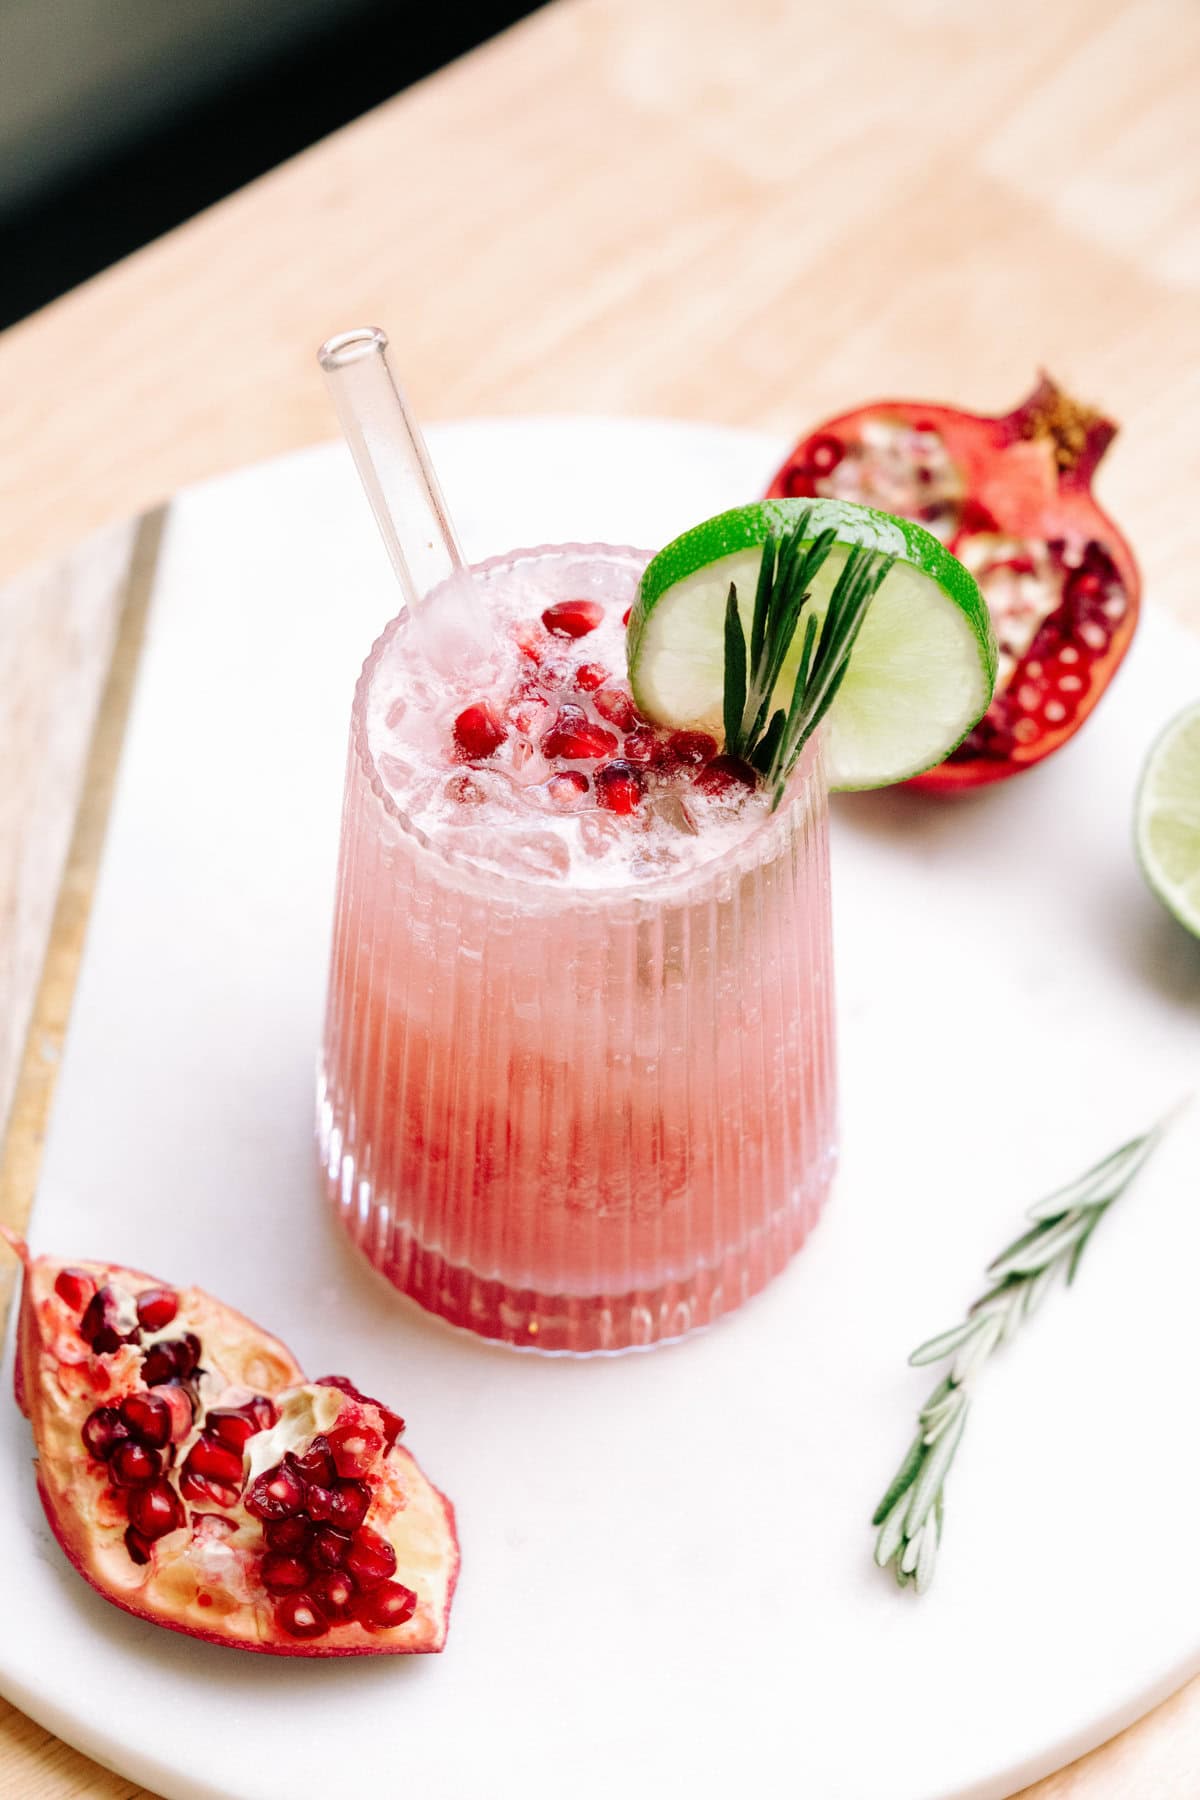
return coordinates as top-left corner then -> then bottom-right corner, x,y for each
873,1109 -> 1179,1594
721,514 -> 895,807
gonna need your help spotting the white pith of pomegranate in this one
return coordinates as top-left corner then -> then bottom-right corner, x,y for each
2,1230 -> 458,1657
766,375 -> 1141,788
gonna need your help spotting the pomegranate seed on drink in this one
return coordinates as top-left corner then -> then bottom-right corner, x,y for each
574,662 -> 609,692
546,771 -> 589,808
595,761 -> 645,815
452,702 -> 506,761
694,755 -> 758,798
541,599 -> 603,637
541,705 -> 618,761
593,688 -> 636,730
667,730 -> 718,766
621,727 -> 663,764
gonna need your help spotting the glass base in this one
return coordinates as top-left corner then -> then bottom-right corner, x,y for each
320,1119 -> 835,1355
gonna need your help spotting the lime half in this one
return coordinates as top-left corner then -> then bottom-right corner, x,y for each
1136,702 -> 1200,937
627,498 -> 996,790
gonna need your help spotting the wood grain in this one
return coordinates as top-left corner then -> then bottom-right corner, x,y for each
0,0 -> 1197,1794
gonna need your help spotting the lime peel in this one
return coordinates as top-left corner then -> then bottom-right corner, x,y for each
628,498 -> 997,791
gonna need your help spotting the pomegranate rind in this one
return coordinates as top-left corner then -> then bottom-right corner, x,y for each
765,376 -> 1141,789
7,1244 -> 459,1656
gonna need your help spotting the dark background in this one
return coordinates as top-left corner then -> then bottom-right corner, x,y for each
0,0 -> 542,330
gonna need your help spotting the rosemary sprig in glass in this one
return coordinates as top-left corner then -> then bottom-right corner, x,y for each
722,513 -> 895,807
873,1110 -> 1179,1594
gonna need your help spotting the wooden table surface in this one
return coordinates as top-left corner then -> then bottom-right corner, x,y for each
1,0 -> 1198,1792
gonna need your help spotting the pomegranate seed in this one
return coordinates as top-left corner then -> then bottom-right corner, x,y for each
541,706 -> 618,761
80,1286 -> 137,1356
118,1391 -> 172,1449
621,727 -> 664,764
124,1526 -> 153,1565
345,1526 -> 397,1592
622,607 -> 632,626
160,1384 -> 196,1440
275,1594 -> 328,1640
574,662 -> 609,692
542,599 -> 603,638
142,1334 -> 200,1386
110,1441 -> 162,1488
261,1552 -> 311,1595
545,770 -> 589,808
127,1479 -> 185,1540
694,755 -> 758,798
355,1581 -> 418,1631
453,702 -> 506,761
265,1516 -> 313,1553
82,1406 -> 128,1462
310,1570 -> 356,1618
327,1421 -> 384,1481
54,1268 -> 95,1311
595,761 -> 645,815
247,1394 -> 278,1431
593,689 -> 636,730
293,1435 -> 336,1486
305,1485 -> 338,1523
179,1468 -> 241,1509
140,1343 -> 179,1386
135,1287 -> 179,1332
667,730 -> 718,766
184,1436 -> 245,1485
327,1482 -> 371,1533
245,1462 -> 306,1521
311,1527 -> 353,1570
513,621 -> 543,662
206,1406 -> 262,1452
804,433 -> 845,475
316,1377 -> 404,1448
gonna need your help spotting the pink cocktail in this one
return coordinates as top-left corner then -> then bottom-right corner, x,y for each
319,543 -> 836,1353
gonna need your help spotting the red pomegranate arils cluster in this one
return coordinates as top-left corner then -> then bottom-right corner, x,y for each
447,601 -> 766,825
243,1428 -> 415,1640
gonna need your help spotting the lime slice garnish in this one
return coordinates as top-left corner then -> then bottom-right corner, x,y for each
627,498 -> 997,789
1136,702 -> 1200,937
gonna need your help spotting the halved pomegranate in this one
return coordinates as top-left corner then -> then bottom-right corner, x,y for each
766,374 -> 1141,788
2,1230 -> 458,1657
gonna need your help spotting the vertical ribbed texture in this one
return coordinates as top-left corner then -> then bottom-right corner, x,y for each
318,721 -> 837,1356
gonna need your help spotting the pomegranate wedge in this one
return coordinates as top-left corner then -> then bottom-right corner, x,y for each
2,1230 -> 458,1656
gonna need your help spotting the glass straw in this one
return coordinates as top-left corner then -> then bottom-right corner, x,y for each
318,327 -> 464,610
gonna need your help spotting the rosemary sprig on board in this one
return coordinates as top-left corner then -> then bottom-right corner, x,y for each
722,513 -> 895,807
872,1111 -> 1179,1594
